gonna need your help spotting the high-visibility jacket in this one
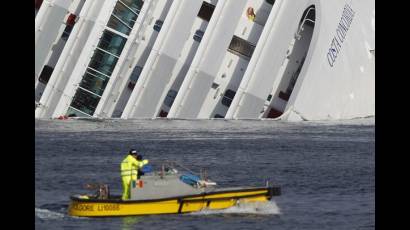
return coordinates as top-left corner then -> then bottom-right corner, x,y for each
120,155 -> 149,179
248,14 -> 255,21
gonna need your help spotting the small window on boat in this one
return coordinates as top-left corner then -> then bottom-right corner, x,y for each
265,0 -> 275,5
214,114 -> 224,118
221,89 -> 236,107
197,1 -> 215,22
266,94 -> 272,101
193,30 -> 205,42
211,82 -> 219,89
153,20 -> 163,32
227,35 -> 256,59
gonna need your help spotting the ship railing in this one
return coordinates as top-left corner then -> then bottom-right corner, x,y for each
295,6 -> 315,40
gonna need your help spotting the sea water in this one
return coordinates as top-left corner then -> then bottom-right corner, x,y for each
35,118 -> 374,230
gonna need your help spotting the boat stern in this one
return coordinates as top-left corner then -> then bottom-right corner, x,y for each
267,186 -> 281,200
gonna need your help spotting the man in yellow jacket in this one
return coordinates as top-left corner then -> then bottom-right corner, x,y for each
120,149 -> 149,200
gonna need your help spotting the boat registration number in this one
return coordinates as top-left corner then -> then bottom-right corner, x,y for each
71,203 -> 94,211
97,204 -> 120,211
71,203 -> 120,212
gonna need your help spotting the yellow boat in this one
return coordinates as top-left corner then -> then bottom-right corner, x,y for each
68,164 -> 281,217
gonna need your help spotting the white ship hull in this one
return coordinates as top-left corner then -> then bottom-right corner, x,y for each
35,0 -> 374,121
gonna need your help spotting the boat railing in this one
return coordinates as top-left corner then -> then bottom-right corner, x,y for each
147,161 -> 215,186
161,160 -> 199,176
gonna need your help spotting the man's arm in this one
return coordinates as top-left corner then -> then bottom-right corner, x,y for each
138,159 -> 149,167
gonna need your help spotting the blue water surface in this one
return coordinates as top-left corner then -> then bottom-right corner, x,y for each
35,118 -> 374,230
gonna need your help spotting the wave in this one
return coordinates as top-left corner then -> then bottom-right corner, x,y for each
189,201 -> 281,216
35,208 -> 65,220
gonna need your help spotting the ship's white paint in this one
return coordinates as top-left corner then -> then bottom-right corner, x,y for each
144,0 -> 218,118
35,0 -> 73,82
35,0 -> 86,102
197,0 -> 274,119
260,10 -> 315,119
225,0 -> 308,119
35,0 -> 375,121
35,35 -> 67,102
281,0 -> 374,121
121,0 -> 218,119
225,0 -> 374,121
93,0 -> 174,118
167,0 -> 248,118
36,0 -> 117,118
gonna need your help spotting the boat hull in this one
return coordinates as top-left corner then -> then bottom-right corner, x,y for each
68,186 -> 280,217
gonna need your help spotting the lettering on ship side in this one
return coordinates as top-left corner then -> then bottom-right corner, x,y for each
327,4 -> 355,67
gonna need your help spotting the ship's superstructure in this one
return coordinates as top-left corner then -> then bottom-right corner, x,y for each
35,0 -> 374,121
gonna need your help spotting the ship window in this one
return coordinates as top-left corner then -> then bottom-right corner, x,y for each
38,65 -> 54,84
88,49 -> 119,76
265,0 -> 275,5
159,110 -> 168,117
193,30 -> 204,42
278,91 -> 290,101
267,107 -> 282,118
61,25 -> 73,41
79,70 -> 110,96
107,15 -> 132,35
130,66 -> 143,82
107,0 -> 144,36
197,1 -> 215,22
70,88 -> 101,116
214,114 -> 224,118
66,107 -> 90,117
221,89 -> 236,107
153,20 -> 163,32
128,81 -> 136,90
66,14 -> 77,26
266,94 -> 272,101
211,82 -> 219,89
97,30 -> 127,56
128,65 -> 142,90
112,1 -> 139,29
164,90 -> 178,107
70,4 -> 135,117
119,0 -> 144,14
227,35 -> 256,59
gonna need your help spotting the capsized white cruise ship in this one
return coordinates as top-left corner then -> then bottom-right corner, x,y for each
35,0 -> 374,121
